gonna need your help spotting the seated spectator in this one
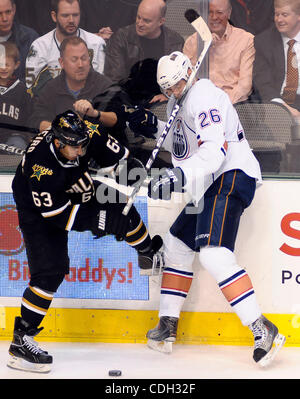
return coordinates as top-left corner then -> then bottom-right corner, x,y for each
25,0 -> 105,91
183,0 -> 255,105
0,41 -> 32,149
31,36 -> 168,168
253,0 -> 300,120
80,0 -> 142,41
14,0 -> 141,41
103,0 -> 184,106
14,0 -> 55,36
30,37 -> 124,138
0,0 -> 38,82
230,0 -> 274,35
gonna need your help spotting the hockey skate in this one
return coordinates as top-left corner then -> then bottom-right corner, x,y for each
7,317 -> 52,373
138,235 -> 164,275
146,316 -> 178,353
249,315 -> 286,367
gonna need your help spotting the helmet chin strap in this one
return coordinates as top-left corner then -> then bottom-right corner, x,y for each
162,76 -> 190,100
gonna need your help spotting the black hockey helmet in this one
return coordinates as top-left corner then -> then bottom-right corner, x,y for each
52,110 -> 90,148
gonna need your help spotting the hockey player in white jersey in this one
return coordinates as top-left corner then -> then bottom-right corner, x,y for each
145,51 -> 286,366
25,0 -> 105,88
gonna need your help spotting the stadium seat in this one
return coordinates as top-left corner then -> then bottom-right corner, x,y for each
234,102 -> 295,173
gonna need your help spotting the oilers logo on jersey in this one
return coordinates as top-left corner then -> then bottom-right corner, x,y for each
172,118 -> 189,160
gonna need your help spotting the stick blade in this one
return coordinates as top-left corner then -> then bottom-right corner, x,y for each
184,8 -> 199,23
190,15 -> 212,42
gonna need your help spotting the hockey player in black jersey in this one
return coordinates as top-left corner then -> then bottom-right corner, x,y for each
8,109 -> 163,373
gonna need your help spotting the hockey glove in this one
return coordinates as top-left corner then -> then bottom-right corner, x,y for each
121,105 -> 158,138
114,156 -> 147,187
148,167 -> 186,200
91,204 -> 130,241
89,156 -> 147,187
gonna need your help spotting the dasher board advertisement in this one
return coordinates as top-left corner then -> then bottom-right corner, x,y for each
0,193 -> 149,300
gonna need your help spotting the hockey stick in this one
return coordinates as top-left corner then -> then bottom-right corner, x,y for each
122,13 -> 212,216
0,142 -> 25,155
0,122 -> 39,134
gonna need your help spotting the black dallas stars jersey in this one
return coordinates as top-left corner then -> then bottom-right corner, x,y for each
12,122 -> 128,230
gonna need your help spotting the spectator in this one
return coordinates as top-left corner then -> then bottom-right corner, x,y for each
25,0 -> 105,90
183,0 -> 255,104
0,42 -> 32,149
14,0 -> 142,40
80,0 -> 142,41
14,0 -> 55,36
229,0 -> 274,35
0,0 -> 38,82
103,0 -> 184,105
30,36 -> 127,141
253,0 -> 300,119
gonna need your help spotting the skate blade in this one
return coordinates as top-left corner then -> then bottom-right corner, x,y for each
258,333 -> 286,367
7,354 -> 51,374
140,252 -> 164,276
140,267 -> 163,276
147,339 -> 173,353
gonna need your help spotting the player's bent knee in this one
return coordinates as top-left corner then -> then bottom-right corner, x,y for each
164,231 -> 195,271
199,246 -> 241,282
30,273 -> 65,293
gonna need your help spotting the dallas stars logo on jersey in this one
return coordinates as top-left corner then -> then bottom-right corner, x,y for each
30,164 -> 53,181
84,120 -> 100,138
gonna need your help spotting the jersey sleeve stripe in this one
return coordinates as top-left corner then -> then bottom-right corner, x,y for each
65,204 -> 80,231
41,200 -> 71,218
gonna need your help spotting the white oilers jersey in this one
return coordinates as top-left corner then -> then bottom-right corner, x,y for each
25,28 -> 106,88
158,79 -> 262,203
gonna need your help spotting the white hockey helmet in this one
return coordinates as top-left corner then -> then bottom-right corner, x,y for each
157,51 -> 192,91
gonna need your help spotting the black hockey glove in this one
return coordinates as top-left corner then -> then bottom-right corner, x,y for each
91,204 -> 130,241
88,156 -> 147,187
114,156 -> 147,187
148,167 -> 186,200
121,105 -> 158,138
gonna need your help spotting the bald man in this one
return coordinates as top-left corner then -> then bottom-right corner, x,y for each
103,0 -> 184,105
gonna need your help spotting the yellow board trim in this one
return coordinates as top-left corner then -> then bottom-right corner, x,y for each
0,308 -> 299,346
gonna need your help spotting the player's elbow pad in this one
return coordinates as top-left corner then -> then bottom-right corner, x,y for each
186,141 -> 225,175
180,141 -> 225,200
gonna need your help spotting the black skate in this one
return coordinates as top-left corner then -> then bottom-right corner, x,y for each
249,315 -> 286,367
138,235 -> 164,275
7,317 -> 52,373
146,316 -> 178,353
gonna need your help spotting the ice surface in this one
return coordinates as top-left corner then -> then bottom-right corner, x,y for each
0,341 -> 299,380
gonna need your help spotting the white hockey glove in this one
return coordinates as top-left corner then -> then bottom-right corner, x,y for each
148,167 -> 186,200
